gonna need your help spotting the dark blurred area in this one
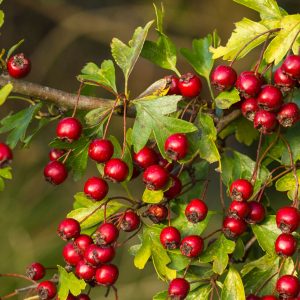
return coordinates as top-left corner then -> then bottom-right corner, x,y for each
0,0 -> 299,299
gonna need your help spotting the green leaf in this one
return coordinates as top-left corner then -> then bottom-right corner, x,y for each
167,250 -> 190,271
199,234 -> 235,275
57,266 -> 86,300
153,291 -> 168,300
0,83 -> 13,106
235,118 -> 259,146
6,39 -> 24,60
232,238 -> 245,261
186,285 -> 211,300
0,177 -> 4,191
221,267 -> 245,300
275,170 -> 300,200
85,107 -> 110,127
215,88 -> 240,109
142,189 -> 164,204
210,18 -> 269,61
264,15 -> 300,65
134,233 -> 152,269
0,167 -> 12,179
137,78 -> 169,99
0,10 -> 4,28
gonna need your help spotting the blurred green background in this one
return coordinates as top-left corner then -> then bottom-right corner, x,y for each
1,0 -> 300,299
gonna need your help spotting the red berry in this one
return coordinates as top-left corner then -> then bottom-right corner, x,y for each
165,133 -> 188,161
120,211 -> 140,232
57,218 -> 81,241
276,206 -> 300,233
94,223 -> 119,245
275,233 -> 297,257
178,73 -> 202,98
75,260 -> 96,281
253,110 -> 278,134
49,149 -> 65,161
77,295 -> 91,300
246,201 -> 265,224
26,262 -> 45,280
0,142 -> 13,167
276,275 -> 300,298
180,235 -> 204,258
158,154 -> 174,171
274,67 -> 296,91
44,161 -> 68,185
73,234 -> 93,255
261,296 -> 278,300
56,117 -> 82,142
282,55 -> 300,79
104,158 -> 129,182
133,147 -> 158,170
168,278 -> 190,300
95,264 -> 119,286
84,177 -> 108,201
7,53 -> 31,78
143,164 -> 169,190
236,71 -> 262,98
257,85 -> 283,111
277,103 -> 300,127
241,98 -> 259,121
185,198 -> 208,223
62,243 -> 82,266
37,281 -> 57,300
164,175 -> 182,199
211,65 -> 237,91
230,179 -> 253,201
84,244 -> 115,266
228,200 -> 249,219
160,226 -> 181,250
88,139 -> 114,163
222,216 -> 247,239
165,75 -> 180,95
246,295 -> 261,300
145,204 -> 168,224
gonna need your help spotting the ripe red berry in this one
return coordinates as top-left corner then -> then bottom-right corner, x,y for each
253,110 -> 278,134
120,211 -> 140,232
230,179 -> 253,201
75,260 -> 96,281
164,175 -> 182,199
73,234 -> 93,254
180,235 -> 204,258
236,71 -> 262,98
104,158 -> 129,182
222,216 -> 247,239
26,262 -> 45,280
0,142 -> 13,167
168,278 -> 190,300
88,139 -> 114,163
56,117 -> 82,142
57,218 -> 81,241
62,243 -> 82,266
37,281 -> 57,300
94,223 -> 119,245
44,161 -> 68,185
84,177 -> 108,201
261,296 -> 278,300
160,226 -> 181,250
165,133 -> 188,161
165,75 -> 180,95
211,65 -> 237,91
178,73 -> 202,98
7,53 -> 31,78
246,295 -> 261,300
277,103 -> 300,127
95,264 -> 119,286
133,147 -> 158,170
257,85 -> 283,111
185,198 -> 208,223
49,149 -> 65,161
84,244 -> 115,266
241,98 -> 259,121
145,204 -> 168,224
282,55 -> 300,79
77,294 -> 91,300
276,206 -> 300,233
228,200 -> 249,219
275,233 -> 297,257
143,164 -> 169,190
246,201 -> 265,224
276,275 -> 300,298
274,67 -> 296,91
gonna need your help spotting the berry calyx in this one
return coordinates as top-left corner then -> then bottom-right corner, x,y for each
75,260 -> 96,281
229,179 -> 253,201
246,201 -> 265,224
0,142 -> 13,167
185,198 -> 208,223
120,211 -> 140,232
165,133 -> 189,161
57,218 -> 81,241
241,98 -> 259,121
94,223 -> 119,245
228,200 -> 249,219
222,216 -> 247,239
44,161 -> 68,185
236,71 -> 262,98
26,262 -> 45,280
104,158 -> 129,182
37,281 -> 57,300
277,103 -> 300,127
275,233 -> 297,257
253,110 -> 278,134
180,235 -> 204,258
73,234 -> 93,254
133,146 -> 158,170
282,55 -> 300,79
56,117 -> 82,142
165,75 -> 180,95
211,65 -> 237,91
274,67 -> 296,91
276,275 -> 300,299
7,53 -> 31,78
62,243 -> 82,266
178,73 -> 202,98
143,164 -> 169,190
49,149 -> 65,161
83,177 -> 109,201
84,244 -> 115,266
164,175 -> 182,199
95,264 -> 119,286
88,139 -> 114,163
144,204 -> 168,224
276,206 -> 300,233
160,226 -> 181,250
257,85 -> 283,111
168,278 -> 190,300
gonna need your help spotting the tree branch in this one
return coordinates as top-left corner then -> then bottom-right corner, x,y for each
216,109 -> 241,133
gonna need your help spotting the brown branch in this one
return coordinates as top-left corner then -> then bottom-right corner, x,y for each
216,109 -> 241,133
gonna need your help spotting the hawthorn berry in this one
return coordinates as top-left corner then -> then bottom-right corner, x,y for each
62,243 -> 82,266
120,211 -> 140,232
168,278 -> 190,300
246,295 -> 261,300
164,175 -> 182,199
165,75 -> 180,95
282,55 -> 300,79
257,85 -> 283,111
276,206 -> 300,233
73,234 -> 93,254
145,204 -> 168,224
7,53 -> 31,78
246,201 -> 265,224
84,177 -> 108,201
26,262 -> 45,280
228,200 -> 249,219
37,280 -> 57,300
143,164 -> 169,190
276,275 -> 300,299
180,235 -> 204,258
230,179 -> 253,201
222,216 -> 247,239
104,158 -> 129,182
160,226 -> 181,250
94,222 -> 119,245
56,117 -> 82,142
165,133 -> 188,161
77,295 -> 91,300
261,296 -> 278,300
0,142 -> 13,167
178,73 -> 202,98
236,71 -> 262,98
275,233 -> 297,257
241,98 -> 259,121
88,139 -> 114,163
44,161 -> 68,185
277,103 -> 300,127
253,110 -> 278,134
49,149 -> 65,161
211,65 -> 237,91
185,198 -> 208,223
133,146 -> 158,170
57,218 -> 80,240
84,244 -> 115,265
95,264 -> 119,286
75,260 -> 96,281
274,67 -> 296,91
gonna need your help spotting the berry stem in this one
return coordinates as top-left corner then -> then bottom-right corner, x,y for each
203,229 -> 222,241
7,95 -> 36,105
116,222 -> 143,247
255,270 -> 279,295
251,131 -> 263,184
80,79 -> 118,97
121,96 -> 127,159
103,97 -> 120,139
254,32 -> 272,75
0,273 -> 36,284
288,29 -> 300,54
72,81 -> 84,118
62,149 -> 72,164
201,180 -> 209,200
219,173 -> 226,213
183,259 -> 193,278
